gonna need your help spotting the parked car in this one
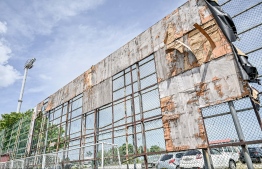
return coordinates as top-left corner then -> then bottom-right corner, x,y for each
217,146 -> 240,162
141,155 -> 161,168
179,149 -> 236,169
240,147 -> 262,163
157,152 -> 185,169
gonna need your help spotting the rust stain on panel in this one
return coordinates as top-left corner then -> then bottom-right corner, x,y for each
198,5 -> 213,24
36,101 -> 44,114
195,118 -> 207,141
45,95 -> 54,111
212,76 -> 220,81
183,50 -> 199,70
162,19 -> 232,81
84,68 -> 93,91
188,20 -> 231,64
173,145 -> 190,151
161,96 -> 176,112
165,51 -> 184,77
162,114 -> 181,121
196,83 -> 208,97
162,112 -> 182,151
165,139 -> 174,152
164,23 -> 176,45
214,83 -> 224,97
197,144 -> 208,148
193,23 -> 216,51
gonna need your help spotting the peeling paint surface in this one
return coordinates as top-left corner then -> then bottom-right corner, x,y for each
36,0 -> 250,152
158,55 -> 246,149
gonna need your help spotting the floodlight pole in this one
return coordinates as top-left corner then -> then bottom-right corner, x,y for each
16,58 -> 36,113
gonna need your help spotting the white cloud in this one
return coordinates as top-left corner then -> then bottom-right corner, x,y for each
39,74 -> 52,80
0,21 -> 21,88
27,86 -> 46,93
0,21 -> 7,34
0,64 -> 20,87
2,0 -> 105,38
0,40 -> 11,64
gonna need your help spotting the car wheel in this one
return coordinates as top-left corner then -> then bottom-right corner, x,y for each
229,160 -> 236,169
257,158 -> 262,163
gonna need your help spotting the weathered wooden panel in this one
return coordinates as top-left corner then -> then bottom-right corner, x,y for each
151,20 -> 166,52
197,0 -> 213,24
110,44 -> 130,76
154,47 -> 169,83
157,18 -> 232,82
158,54 -> 246,150
179,0 -> 202,33
127,37 -> 140,66
138,28 -> 154,60
36,101 -> 44,113
83,77 -> 112,113
84,68 -> 93,91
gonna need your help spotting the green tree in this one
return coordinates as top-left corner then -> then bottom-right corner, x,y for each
0,109 -> 33,132
119,143 -> 134,156
149,145 -> 161,152
0,109 -> 33,153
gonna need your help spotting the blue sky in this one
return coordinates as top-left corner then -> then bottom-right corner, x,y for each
0,0 -> 186,115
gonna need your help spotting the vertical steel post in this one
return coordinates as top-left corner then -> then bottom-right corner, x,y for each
228,101 -> 254,169
94,109 -> 99,169
202,148 -> 213,169
117,146 -> 121,167
43,114 -> 50,154
10,160 -> 13,169
249,97 -> 262,130
130,66 -> 137,169
42,154 -> 46,169
26,107 -> 37,157
124,71 -> 130,169
136,63 -> 148,169
101,142 -> 104,169
17,68 -> 29,113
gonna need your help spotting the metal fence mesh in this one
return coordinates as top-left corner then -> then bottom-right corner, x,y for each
0,143 -> 121,169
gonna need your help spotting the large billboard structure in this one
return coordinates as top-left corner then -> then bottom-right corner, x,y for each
34,0 -> 259,162
0,0 -> 261,168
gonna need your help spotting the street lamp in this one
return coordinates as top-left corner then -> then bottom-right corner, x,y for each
16,58 -> 36,113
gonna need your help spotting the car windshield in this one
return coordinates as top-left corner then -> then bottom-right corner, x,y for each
249,148 -> 262,152
175,153 -> 185,158
184,150 -> 201,156
160,154 -> 173,161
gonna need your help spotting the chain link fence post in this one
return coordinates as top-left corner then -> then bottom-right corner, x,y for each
202,148 -> 214,169
228,101 -> 254,169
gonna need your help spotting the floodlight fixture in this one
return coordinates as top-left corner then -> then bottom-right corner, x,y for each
17,58 -> 36,113
24,58 -> 36,69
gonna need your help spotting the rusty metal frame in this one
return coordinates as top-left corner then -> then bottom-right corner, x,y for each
201,95 -> 262,150
107,54 -> 164,168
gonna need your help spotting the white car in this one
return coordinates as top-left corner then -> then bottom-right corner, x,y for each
157,152 -> 185,169
217,146 -> 240,162
179,149 -> 236,169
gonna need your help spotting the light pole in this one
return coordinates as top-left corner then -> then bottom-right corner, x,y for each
16,58 -> 36,113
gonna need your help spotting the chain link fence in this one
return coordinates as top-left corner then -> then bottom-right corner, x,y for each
0,142 -> 121,169
195,0 -> 262,168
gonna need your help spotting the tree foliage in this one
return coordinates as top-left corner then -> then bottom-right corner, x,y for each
149,145 -> 161,152
0,109 -> 33,132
